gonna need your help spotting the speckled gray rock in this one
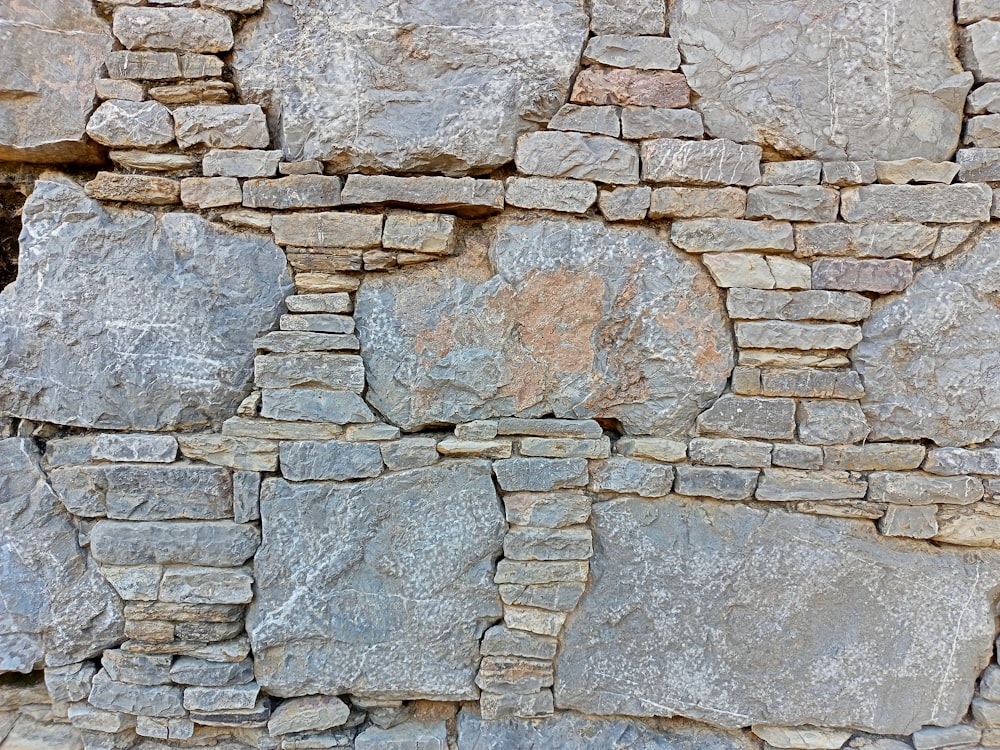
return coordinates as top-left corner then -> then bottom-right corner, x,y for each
0,179 -> 291,430
672,0 -> 970,161
555,495 -> 1000,733
279,440 -> 383,481
112,7 -> 233,53
515,132 -> 639,185
356,216 -> 733,436
590,0 -> 665,34
0,439 -> 124,673
457,708 -> 759,750
249,460 -> 505,698
641,139 -> 762,186
232,0 -> 588,174
0,0 -> 113,163
90,520 -> 259,566
856,227 -> 1000,445
86,100 -> 174,148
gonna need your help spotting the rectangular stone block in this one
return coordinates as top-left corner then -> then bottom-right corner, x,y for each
615,437 -> 687,462
203,149 -> 282,178
797,399 -> 870,445
822,160 -> 877,186
223,416 -> 345,441
494,560 -> 590,585
503,491 -> 592,528
734,322 -> 863,350
620,107 -> 704,139
284,293 -> 352,314
879,505 -> 939,539
505,177 -> 597,213
85,172 -> 179,205
183,683 -> 260,712
340,174 -> 504,216
696,395 -> 797,440
89,670 -> 185,718
824,444 -> 926,471
233,470 -> 261,523
113,7 -> 233,53
745,186 -> 839,222
589,457 -> 674,497
382,211 -> 457,254
674,464 -> 759,500
671,219 -> 793,253
481,625 -> 558,660
380,437 -> 439,471
494,458 -> 589,491
648,187 -> 745,219
90,520 -> 259,566
515,132 -> 639,185
756,468 -> 868,502
503,525 -> 593,561
793,222 -> 939,259
641,138 -> 762,187
925,447 -> 1000,476
704,253 -> 776,288
519,437 -> 610,459
243,175 -> 342,209
957,147 -> 1000,181
598,186 -> 652,221
279,440 -> 383,481
761,161 -> 822,186
180,177 -> 242,209
173,105 -> 269,149
254,353 -> 364,391
498,418 -> 603,438
169,657 -> 254,687
840,184 -> 992,223
772,443 -> 824,470
591,0 -> 665,34
812,259 -> 914,293
106,51 -> 224,80
91,434 -> 178,463
271,212 -> 383,248
583,35 -> 680,70
176,435 -> 277,472
725,289 -> 871,323
688,438 -> 772,468
437,438 -> 513,459
759,369 -> 864,399
159,566 -> 254,604
867,472 -> 984,506
548,104 -> 620,136
571,69 -> 689,108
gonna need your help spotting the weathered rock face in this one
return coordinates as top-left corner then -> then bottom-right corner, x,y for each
856,228 -> 1000,446
231,0 -> 589,174
248,460 -> 506,699
0,0 -> 112,163
0,438 -> 124,674
0,178 -> 292,430
671,0 -> 969,160
555,496 -> 1000,734
356,216 -> 733,436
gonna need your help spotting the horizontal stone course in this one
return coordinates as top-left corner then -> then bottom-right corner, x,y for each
840,183 -> 992,222
642,138 -> 762,186
515,131 -> 639,184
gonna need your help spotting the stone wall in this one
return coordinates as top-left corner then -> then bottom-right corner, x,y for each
3,0 -> 1000,748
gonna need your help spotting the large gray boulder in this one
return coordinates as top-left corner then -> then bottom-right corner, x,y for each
856,228 -> 1000,446
0,179 -> 292,430
231,0 -> 588,174
671,0 -> 970,161
555,495 -> 1000,734
355,216 -> 733,436
248,460 -> 506,699
0,0 -> 112,163
0,438 -> 124,673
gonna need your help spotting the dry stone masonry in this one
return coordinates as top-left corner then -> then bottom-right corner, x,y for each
4,0 -> 1000,748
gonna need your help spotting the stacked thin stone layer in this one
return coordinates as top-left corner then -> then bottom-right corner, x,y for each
6,0 -> 1000,749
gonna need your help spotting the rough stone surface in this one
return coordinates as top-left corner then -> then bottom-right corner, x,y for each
232,0 -> 588,174
840,184 -> 992,223
856,227 -> 1000,445
0,439 -> 124,673
90,521 -> 259,566
642,139 -> 762,186
672,0 -> 970,161
112,7 -> 233,53
515,132 -> 639,185
249,461 -> 505,698
0,0 -> 113,163
556,495 -> 1000,733
571,69 -> 690,109
86,100 -> 175,148
356,216 -> 733,436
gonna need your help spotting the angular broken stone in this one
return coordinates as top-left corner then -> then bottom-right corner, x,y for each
355,721 -> 450,750
752,726 -> 853,750
925,447 -> 1000,476
957,147 -> 1000,180
840,183 -> 992,222
91,434 -> 178,464
812,259 -> 914,293
109,150 -> 199,172
794,223 -> 940,259
169,656 -> 254,687
556,495 -> 1000,733
823,161 -> 878,186
796,399 -> 870,445
86,99 -> 174,148
0,179 -> 291,430
856,227 -> 1000,445
159,566 -> 254,604
672,0 -> 970,161
571,68 -> 689,108
232,0 -> 587,173
249,461 -> 505,698
642,138 -> 762,186
726,289 -> 871,323
515,132 -> 639,185
267,695 -> 350,735
0,439 -> 124,673
112,7 -> 233,53
598,186 -> 651,221
505,177 -> 598,213
621,107 -> 704,139
648,187 -> 746,219
173,105 -> 269,149
149,80 -> 234,105
875,158 -> 961,184
880,505 -> 939,539
745,186 -> 839,222
260,388 -> 374,424
382,211 -> 456,254
583,35 -> 680,70
89,670 -> 185,718
548,104 -> 620,136
670,219 -> 793,253
356,217 -> 732,435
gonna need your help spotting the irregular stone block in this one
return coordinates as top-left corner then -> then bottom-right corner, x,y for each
89,670 -> 185,718
232,1 -> 587,173
437,438 -> 510,460
773,444 -> 824,470
381,437 -> 439,471
964,20 -> 1000,82
867,472 -> 983,506
382,211 -> 456,255
356,217 -> 732,435
86,100 -> 174,148
259,388 -> 374,423
503,491 -> 591,528
90,520 -> 259,566
498,418 -> 603,438
673,0 -> 970,161
504,525 -> 593,562
756,468 -> 867,502
0,0 -> 112,163
824,444 -> 925,471
840,184 -> 992,222
957,147 -> 1000,180
697,396 -> 796,440
499,581 -> 586,611
255,332 -> 358,354
169,657 -> 254,687
794,223 -> 939,259
912,726 -> 983,750
642,139 -> 762,186
591,0 -> 665,34
823,161 -> 877,186
674,465 -> 759,500
598,186 -> 651,221
495,560 -> 589,584
113,7 -> 233,52
515,132 -> 639,185
589,457 -> 674,497
745,186 -> 839,222
184,682 -> 260,711
856,228 -> 1000,445
180,177 -> 242,209
960,0 -> 1000,23
254,353 -> 364,392
761,161 -> 822,186
85,172 -> 180,205
648,187 -> 745,219
671,219 -> 793,253
797,400 -> 870,445
176,434 -> 277,472
621,107 -> 704,139
159,566 -> 254,604
495,458 -> 589,492
149,79 -> 233,104
286,293 -> 352,314
925,447 -> 1000,476
91,434 -> 178,463
548,104 -> 620,136
556,495 -> 1000,732
812,259 -> 914,293
735,322 -> 862,351
519,437 -> 609,459
505,177 -> 597,213
203,149 -> 282,178
267,695 -> 350,735
481,625 -> 557,660
878,505 -> 937,539
759,369 -> 864,399
727,289 -> 870,323
584,35 -> 680,70
0,441 -> 123,673
249,461 -> 505,698
45,661 -> 97,703
106,50 -> 224,80
173,104 -> 269,149
875,158 -> 961,184
0,179 -> 290,430
101,565 -> 162,602
571,68 -> 689,108
280,313 -> 355,334
340,175 -> 504,217
279,440 -> 383,481
242,175 -> 342,210
616,437 -> 687,462
355,721 -> 449,750
688,438 -> 772,468
271,212 -> 382,248
110,150 -> 199,172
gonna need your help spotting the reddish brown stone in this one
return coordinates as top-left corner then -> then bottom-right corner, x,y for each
571,68 -> 690,108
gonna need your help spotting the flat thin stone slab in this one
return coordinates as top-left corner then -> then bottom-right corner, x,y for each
248,460 -> 505,699
555,495 -> 1000,734
232,0 -> 588,174
356,216 -> 733,436
0,179 -> 291,430
672,0 -> 969,161
856,227 -> 1000,445
0,439 -> 124,673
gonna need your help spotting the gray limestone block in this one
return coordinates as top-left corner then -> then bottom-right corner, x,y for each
967,82 -> 1000,112
481,625 -> 558,660
504,177 -> 598,213
106,50 -> 224,80
772,444 -> 824,470
761,161 -> 822,186
183,682 -> 260,711
254,353 -> 365,391
173,105 -> 269,149
548,105 -> 620,137
232,0 -> 587,173
840,183 -> 992,222
912,726 -> 982,750
518,437 -> 609,459
45,661 -> 96,703
590,0 -> 665,33
867,472 -> 984,506
89,520 -> 259,566
856,228 -> 1000,445
271,211 -> 382,248
477,654 -> 553,693
339,175 -> 505,216
672,0 -> 969,161
957,147 -> 1000,180
176,434 -> 277,472
112,7 -> 233,52
498,418 -> 603,438
103,649 -> 172,686
964,20 -> 1000,82
759,369 -> 864,400
797,400 -> 870,446
589,457 -> 674,497
280,314 -> 355,334
248,461 -> 505,699
793,223 -> 939,259
381,438 -> 439,471
86,99 -> 174,147
259,388 -> 375,424
158,566 -> 254,604
823,161 -> 877,186
356,721 -> 449,750
243,175 -> 343,210
697,396 -> 797,440
285,293 -> 353,314
180,177 -> 242,209
515,131 -> 640,185
726,289 -> 871,323
735,322 -> 862,351
874,158 -> 960,184
503,525 -> 593,561
503,491 -> 592,527
598,186 -> 651,221
555,495 -> 1000,733
89,669 -> 185,718
673,464 -> 759,501
169,657 -> 254,687
0,179 -> 291,430
960,0 -> 1000,23
233,470 -> 261,524
494,458 -> 589,491
823,444 -> 925,471
925,447 -> 1000,476
648,187 -> 746,219
495,560 -> 589,585
91,434 -> 177,463
812,259 -> 914,293
499,581 -> 585,611
0,438 -> 124,674
621,107 -> 704,139
279,440 -> 383,481
383,211 -> 456,255
356,217 -> 732,436
267,695 -> 350,735
670,219 -> 793,253
745,186 -> 839,222
203,149 -> 282,178
641,139 -> 762,186
688,438 -> 772,468
583,35 -> 680,70
756,468 -> 867,502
